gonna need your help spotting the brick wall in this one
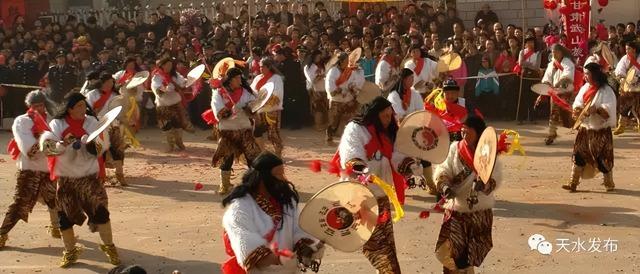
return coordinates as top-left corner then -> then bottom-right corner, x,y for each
456,0 -> 547,30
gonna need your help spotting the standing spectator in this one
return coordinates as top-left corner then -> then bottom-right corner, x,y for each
475,4 -> 499,31
278,3 -> 293,26
475,55 -> 500,118
276,47 -> 309,130
463,42 -> 483,99
47,50 -> 77,107
156,5 -> 175,38
359,46 -> 377,82
495,36 -> 521,119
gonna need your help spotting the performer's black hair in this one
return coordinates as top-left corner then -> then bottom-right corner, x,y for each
392,68 -> 415,101
464,115 -> 487,146
54,92 -> 98,121
353,96 -> 398,143
88,71 -> 120,95
551,44 -> 576,64
222,152 -> 300,229
121,56 -> 141,72
222,67 -> 254,95
584,62 -> 609,89
156,56 -> 178,77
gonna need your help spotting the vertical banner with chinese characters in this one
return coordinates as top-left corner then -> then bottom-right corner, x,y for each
562,0 -> 591,65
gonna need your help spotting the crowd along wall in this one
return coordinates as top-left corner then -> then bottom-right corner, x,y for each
44,0 -> 640,30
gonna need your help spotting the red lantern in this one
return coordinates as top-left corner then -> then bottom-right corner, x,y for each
544,0 -> 557,10
598,0 -> 608,6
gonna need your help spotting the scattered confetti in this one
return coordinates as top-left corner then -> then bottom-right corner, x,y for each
309,160 -> 322,173
194,182 -> 204,191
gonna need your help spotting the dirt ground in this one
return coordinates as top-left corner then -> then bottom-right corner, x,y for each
0,122 -> 639,274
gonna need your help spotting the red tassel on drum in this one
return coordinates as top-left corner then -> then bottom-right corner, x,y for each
497,132 -> 510,154
309,160 -> 322,173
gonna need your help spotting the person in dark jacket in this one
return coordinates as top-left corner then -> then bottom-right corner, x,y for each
275,47 -> 310,130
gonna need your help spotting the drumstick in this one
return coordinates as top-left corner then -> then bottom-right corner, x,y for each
571,97 -> 596,130
0,83 -> 42,89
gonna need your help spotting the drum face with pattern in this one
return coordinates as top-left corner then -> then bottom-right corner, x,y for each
474,126 -> 498,184
212,58 -> 236,79
299,181 -> 379,253
396,111 -> 450,164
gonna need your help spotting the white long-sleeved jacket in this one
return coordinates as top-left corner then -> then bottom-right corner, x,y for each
151,73 -> 187,107
387,89 -> 425,121
404,58 -> 438,94
541,57 -> 575,94
211,87 -> 256,131
304,64 -> 325,92
223,196 -> 316,274
338,122 -> 405,198
325,67 -> 365,103
573,83 -> 617,130
39,116 -> 110,178
434,142 -> 502,213
12,114 -> 49,172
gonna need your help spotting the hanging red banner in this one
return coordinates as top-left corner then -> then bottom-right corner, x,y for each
561,0 -> 590,65
0,0 -> 25,29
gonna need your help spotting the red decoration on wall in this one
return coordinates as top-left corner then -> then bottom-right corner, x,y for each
598,0 -> 609,7
544,0 -> 558,10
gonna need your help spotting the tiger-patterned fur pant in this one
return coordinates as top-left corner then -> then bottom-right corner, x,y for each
310,91 -> 329,114
57,174 -> 110,229
255,111 -> 283,154
211,129 -> 261,171
436,209 -> 493,271
0,170 -> 57,235
549,92 -> 574,135
573,127 -> 614,173
326,100 -> 359,141
362,198 -> 401,274
156,103 -> 193,131
617,91 -> 640,116
617,92 -> 640,128
106,125 -> 126,163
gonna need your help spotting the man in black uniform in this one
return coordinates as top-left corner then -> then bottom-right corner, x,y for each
47,50 -> 77,108
6,50 -> 41,116
91,48 -> 119,74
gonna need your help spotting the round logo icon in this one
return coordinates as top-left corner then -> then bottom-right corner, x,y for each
325,207 -> 355,230
411,126 -> 439,151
